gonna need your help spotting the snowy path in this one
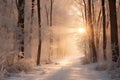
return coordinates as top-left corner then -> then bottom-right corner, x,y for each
3,57 -> 111,80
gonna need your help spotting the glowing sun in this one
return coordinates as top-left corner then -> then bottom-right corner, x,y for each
77,28 -> 86,33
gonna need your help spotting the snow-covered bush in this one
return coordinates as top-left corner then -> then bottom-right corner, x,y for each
0,51 -> 33,79
0,57 -> 6,79
107,62 -> 120,79
108,67 -> 120,79
0,51 -> 17,79
6,59 -> 33,73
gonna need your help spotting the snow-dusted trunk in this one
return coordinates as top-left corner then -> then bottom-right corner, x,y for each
31,0 -> 35,25
45,4 -> 49,26
108,0 -> 119,62
16,0 -> 25,53
87,0 -> 97,63
101,0 -> 107,60
117,0 -> 120,66
49,0 -> 54,62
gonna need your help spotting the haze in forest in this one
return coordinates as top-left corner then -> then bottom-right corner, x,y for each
0,0 -> 120,80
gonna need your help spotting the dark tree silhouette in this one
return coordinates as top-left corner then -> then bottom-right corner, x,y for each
17,0 -> 25,53
37,0 -> 42,65
108,0 -> 119,62
31,0 -> 35,25
101,0 -> 107,60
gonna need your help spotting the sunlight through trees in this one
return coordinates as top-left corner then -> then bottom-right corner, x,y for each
0,0 -> 120,79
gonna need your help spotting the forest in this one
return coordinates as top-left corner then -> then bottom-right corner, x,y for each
0,0 -> 120,80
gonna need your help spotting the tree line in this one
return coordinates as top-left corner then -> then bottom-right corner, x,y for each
76,0 -> 120,66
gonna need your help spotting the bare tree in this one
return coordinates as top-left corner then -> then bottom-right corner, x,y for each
36,0 -> 42,65
50,0 -> 54,26
108,0 -> 119,62
45,4 -> 49,26
16,0 -> 25,53
87,0 -> 97,63
49,0 -> 54,62
83,0 -> 87,22
31,0 -> 35,25
101,0 -> 107,60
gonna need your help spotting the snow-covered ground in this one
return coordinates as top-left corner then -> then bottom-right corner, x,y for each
3,56 -> 111,80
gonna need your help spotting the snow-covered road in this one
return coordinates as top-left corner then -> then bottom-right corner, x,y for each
3,57 -> 111,80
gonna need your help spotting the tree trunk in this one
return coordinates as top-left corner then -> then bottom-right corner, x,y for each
45,4 -> 49,26
36,0 -> 42,65
83,0 -> 87,21
108,0 -> 119,62
50,0 -> 53,26
31,0 -> 35,25
17,0 -> 25,53
101,0 -> 107,60
87,0 -> 97,63
49,0 -> 54,62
